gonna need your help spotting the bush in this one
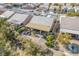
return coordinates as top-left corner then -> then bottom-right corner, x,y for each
58,33 -> 72,45
45,35 -> 55,48
67,12 -> 79,16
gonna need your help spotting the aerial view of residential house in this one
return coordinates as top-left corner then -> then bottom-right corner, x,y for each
26,16 -> 56,33
7,13 -> 32,25
60,16 -> 79,39
0,10 -> 15,19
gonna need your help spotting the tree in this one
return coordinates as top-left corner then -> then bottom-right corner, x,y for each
45,35 -> 55,48
23,40 -> 53,56
70,3 -> 76,8
23,40 -> 41,55
0,18 -> 6,27
0,18 -> 19,56
53,3 -> 62,14
54,3 -> 60,6
0,31 -> 11,56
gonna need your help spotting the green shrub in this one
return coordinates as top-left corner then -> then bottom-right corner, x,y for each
67,12 -> 79,16
45,35 -> 55,48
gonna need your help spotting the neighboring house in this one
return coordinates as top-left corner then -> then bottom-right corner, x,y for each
21,3 -> 40,9
67,8 -> 75,12
0,10 -> 15,19
26,16 -> 56,32
0,5 -> 7,11
39,4 -> 49,9
7,13 -> 32,25
75,6 -> 79,12
60,16 -> 79,39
